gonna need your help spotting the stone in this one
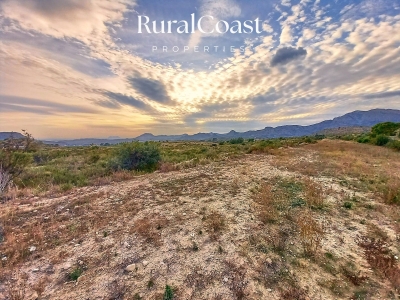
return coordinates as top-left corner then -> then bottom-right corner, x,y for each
29,246 -> 36,252
267,289 -> 272,292
223,277 -> 228,282
266,258 -> 272,264
142,260 -> 149,267
125,264 -> 137,272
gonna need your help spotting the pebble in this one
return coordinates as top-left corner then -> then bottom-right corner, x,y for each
125,264 -> 137,272
266,258 -> 272,264
395,256 -> 399,260
32,268 -> 40,272
29,246 -> 36,252
267,289 -> 272,292
142,260 -> 149,267
223,277 -> 228,282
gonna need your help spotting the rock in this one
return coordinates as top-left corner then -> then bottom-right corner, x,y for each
267,288 -> 272,292
142,260 -> 149,267
32,268 -> 40,272
395,256 -> 399,260
183,213 -> 187,216
29,246 -> 36,252
125,264 -> 137,272
223,277 -> 228,282
266,258 -> 272,264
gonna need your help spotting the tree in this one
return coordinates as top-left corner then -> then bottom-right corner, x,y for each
0,131 -> 35,195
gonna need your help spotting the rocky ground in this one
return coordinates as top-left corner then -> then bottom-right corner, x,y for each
0,140 -> 399,299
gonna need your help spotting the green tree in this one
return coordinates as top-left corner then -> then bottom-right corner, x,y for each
371,122 -> 400,136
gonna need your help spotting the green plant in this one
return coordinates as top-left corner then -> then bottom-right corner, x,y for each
0,131 -> 35,195
163,285 -> 174,300
147,279 -> 154,289
69,267 -> 83,281
375,135 -> 390,146
371,122 -> 400,136
343,202 -> 353,209
110,142 -> 161,172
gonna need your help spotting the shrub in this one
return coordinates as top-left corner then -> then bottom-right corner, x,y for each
110,142 -> 161,172
343,202 -> 353,209
69,267 -> 83,281
229,137 -> 244,144
388,140 -> 400,151
375,135 -> 390,146
371,122 -> 400,136
297,210 -> 326,256
0,131 -> 35,195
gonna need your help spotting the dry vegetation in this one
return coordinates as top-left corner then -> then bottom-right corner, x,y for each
0,139 -> 400,299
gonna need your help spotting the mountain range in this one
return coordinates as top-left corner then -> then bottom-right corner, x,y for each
1,109 -> 400,146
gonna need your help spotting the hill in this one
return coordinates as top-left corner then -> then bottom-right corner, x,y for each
43,109 -> 400,146
0,132 -> 24,140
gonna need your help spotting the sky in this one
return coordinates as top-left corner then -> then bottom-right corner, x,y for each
1,0 -> 400,139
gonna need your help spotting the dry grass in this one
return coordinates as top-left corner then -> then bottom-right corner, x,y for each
303,178 -> 325,209
1,140 -> 400,299
253,182 -> 278,224
204,210 -> 226,240
357,236 -> 400,290
296,209 -> 326,256
134,215 -> 167,245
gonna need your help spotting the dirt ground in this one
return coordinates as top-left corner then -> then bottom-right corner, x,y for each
1,140 -> 399,299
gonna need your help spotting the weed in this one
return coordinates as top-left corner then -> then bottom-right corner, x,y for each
163,285 -> 174,300
297,209 -> 326,256
303,178 -> 325,209
343,202 -> 353,209
69,267 -> 83,281
192,242 -> 199,251
224,261 -> 248,300
357,236 -> 400,289
204,211 -> 226,240
147,279 -> 154,289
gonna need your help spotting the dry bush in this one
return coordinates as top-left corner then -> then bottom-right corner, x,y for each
303,178 -> 325,209
158,162 -> 179,173
108,279 -> 127,300
341,267 -> 368,286
267,226 -> 292,254
205,211 -> 226,240
296,209 -> 326,256
357,236 -> 400,289
134,215 -> 167,245
224,261 -> 248,300
253,182 -> 278,224
32,276 -> 50,298
280,283 -> 308,300
5,272 -> 28,300
0,166 -> 11,195
382,179 -> 400,205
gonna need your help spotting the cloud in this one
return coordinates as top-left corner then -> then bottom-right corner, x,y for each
104,92 -> 153,111
188,0 -> 241,47
270,47 -> 307,66
128,77 -> 171,104
0,95 -> 98,114
363,90 -> 400,99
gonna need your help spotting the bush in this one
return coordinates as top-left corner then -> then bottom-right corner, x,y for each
388,140 -> 400,151
372,122 -> 400,136
0,131 -> 35,195
110,142 -> 161,172
375,135 -> 390,146
229,137 -> 244,144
